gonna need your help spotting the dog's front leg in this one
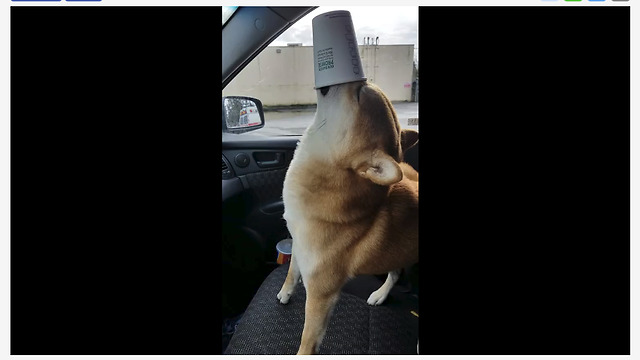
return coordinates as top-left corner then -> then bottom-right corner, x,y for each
297,274 -> 342,355
297,291 -> 339,355
277,254 -> 301,304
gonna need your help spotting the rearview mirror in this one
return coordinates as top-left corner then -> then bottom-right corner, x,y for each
222,96 -> 265,134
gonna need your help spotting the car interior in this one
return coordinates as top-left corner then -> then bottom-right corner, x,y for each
221,6 -> 420,355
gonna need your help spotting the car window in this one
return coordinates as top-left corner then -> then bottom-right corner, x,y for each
222,6 -> 419,138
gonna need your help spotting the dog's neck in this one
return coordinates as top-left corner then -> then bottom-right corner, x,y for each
302,95 -> 355,161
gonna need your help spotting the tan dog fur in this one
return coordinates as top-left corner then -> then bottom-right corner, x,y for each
278,81 -> 419,355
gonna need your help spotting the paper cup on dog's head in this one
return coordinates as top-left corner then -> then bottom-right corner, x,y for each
312,11 -> 367,89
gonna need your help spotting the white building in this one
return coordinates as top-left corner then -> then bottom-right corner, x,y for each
223,44 -> 417,107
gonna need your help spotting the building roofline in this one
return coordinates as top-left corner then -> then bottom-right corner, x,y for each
267,44 -> 415,48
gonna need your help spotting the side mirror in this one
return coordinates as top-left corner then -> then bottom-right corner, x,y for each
222,96 -> 265,134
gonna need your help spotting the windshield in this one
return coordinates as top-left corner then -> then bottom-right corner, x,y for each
222,6 -> 238,26
222,6 -> 419,138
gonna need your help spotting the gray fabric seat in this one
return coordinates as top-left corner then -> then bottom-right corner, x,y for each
224,263 -> 419,355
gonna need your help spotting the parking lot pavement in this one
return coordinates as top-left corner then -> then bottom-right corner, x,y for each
257,102 -> 418,137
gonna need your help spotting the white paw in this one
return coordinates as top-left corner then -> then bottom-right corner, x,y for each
277,289 -> 291,304
367,288 -> 389,306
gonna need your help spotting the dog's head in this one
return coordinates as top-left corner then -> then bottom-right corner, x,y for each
313,81 -> 418,186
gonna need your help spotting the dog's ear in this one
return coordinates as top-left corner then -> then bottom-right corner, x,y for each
401,129 -> 419,153
356,150 -> 403,186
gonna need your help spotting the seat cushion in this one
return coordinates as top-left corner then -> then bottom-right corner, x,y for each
224,263 -> 419,355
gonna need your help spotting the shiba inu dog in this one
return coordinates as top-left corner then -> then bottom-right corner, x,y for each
278,81 -> 419,355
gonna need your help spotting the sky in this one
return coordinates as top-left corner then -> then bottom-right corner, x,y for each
270,6 -> 418,50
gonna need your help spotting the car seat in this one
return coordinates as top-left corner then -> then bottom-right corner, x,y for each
224,262 -> 419,354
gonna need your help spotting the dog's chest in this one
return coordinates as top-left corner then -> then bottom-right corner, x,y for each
281,147 -> 329,279
282,193 -> 319,281
281,99 -> 358,279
